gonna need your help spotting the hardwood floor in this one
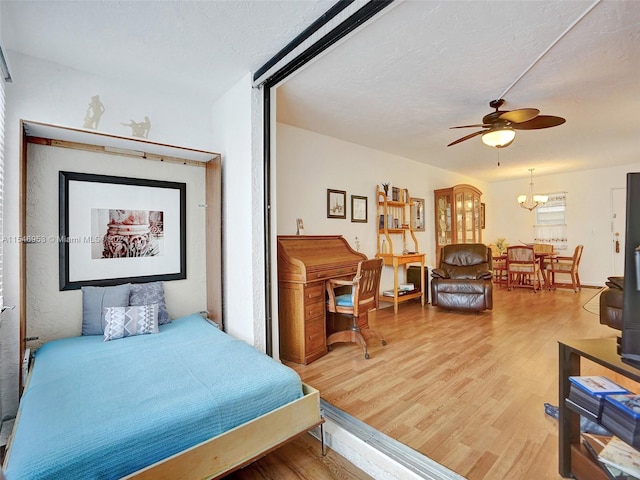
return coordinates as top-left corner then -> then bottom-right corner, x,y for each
222,433 -> 373,480
286,286 -> 616,480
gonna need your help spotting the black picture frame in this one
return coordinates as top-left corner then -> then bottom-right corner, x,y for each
59,171 -> 187,290
411,197 -> 425,231
351,195 -> 368,223
327,189 -> 347,219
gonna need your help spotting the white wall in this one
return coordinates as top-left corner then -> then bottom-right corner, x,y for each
1,52 -> 216,422
210,73 -> 266,349
486,164 -> 640,286
277,123 -> 640,289
25,144 -> 207,345
275,123 -> 487,292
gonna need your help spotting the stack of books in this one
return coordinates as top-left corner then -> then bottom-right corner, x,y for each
597,435 -> 640,479
568,376 -> 630,421
583,433 -> 640,480
382,289 -> 418,297
602,394 -> 640,449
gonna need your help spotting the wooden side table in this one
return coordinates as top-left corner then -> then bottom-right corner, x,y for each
377,253 -> 425,314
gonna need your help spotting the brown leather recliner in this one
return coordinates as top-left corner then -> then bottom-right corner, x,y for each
431,243 -> 493,312
600,276 -> 623,330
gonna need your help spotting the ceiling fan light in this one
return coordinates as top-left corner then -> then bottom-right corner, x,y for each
481,128 -> 515,148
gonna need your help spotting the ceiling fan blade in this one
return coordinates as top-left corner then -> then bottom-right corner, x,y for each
512,115 -> 566,130
447,130 -> 485,147
450,124 -> 490,129
499,108 -> 540,124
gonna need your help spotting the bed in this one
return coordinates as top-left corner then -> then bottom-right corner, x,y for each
2,313 -> 323,480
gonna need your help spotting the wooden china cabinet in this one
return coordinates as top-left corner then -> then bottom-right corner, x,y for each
433,184 -> 482,265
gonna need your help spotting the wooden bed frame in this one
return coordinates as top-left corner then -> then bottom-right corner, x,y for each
124,383 -> 323,480
4,382 -> 323,480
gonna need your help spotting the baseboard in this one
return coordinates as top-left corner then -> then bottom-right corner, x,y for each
312,400 -> 466,480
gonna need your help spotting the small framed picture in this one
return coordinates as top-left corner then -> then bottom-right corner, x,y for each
411,197 -> 425,231
351,195 -> 367,223
327,189 -> 346,219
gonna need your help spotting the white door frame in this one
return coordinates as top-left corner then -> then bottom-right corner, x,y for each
611,187 -> 626,276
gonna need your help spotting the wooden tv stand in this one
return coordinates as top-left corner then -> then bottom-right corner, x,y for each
558,338 -> 640,478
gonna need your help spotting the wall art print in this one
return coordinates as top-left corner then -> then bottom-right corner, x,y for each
327,189 -> 346,219
59,171 -> 186,290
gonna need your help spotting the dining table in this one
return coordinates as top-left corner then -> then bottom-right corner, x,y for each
498,251 -> 557,289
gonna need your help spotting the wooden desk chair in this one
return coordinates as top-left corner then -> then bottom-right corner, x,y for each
507,245 -> 543,292
325,258 -> 386,359
546,245 -> 584,292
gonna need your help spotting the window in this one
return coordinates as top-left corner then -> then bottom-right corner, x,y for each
534,192 -> 567,250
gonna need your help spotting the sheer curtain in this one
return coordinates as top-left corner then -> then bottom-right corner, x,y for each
533,192 -> 568,251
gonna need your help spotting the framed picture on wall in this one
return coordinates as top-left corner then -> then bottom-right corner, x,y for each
59,171 -> 186,290
327,189 -> 346,219
411,197 -> 425,231
351,195 -> 367,223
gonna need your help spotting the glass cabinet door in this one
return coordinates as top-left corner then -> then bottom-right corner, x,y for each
455,193 -> 464,242
435,192 -> 452,249
464,192 -> 474,242
434,184 -> 482,257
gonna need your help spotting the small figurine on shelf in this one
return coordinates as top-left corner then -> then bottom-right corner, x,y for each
380,181 -> 393,201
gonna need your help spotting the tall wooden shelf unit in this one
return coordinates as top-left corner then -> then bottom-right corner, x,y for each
376,186 -> 425,314
434,184 -> 482,265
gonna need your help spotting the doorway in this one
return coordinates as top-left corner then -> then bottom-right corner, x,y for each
611,187 -> 626,276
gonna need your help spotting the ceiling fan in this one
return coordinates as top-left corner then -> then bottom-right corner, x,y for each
447,99 -> 566,148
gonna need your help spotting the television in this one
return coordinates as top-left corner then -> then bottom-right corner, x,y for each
621,172 -> 640,366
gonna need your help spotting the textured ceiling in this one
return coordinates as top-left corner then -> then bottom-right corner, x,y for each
277,0 -> 640,181
0,0 -> 335,99
2,0 -> 639,182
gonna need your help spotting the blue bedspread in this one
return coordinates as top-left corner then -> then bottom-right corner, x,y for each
4,314 -> 303,480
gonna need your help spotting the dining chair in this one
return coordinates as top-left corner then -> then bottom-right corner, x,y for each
507,245 -> 544,292
533,243 -> 555,287
489,244 -> 507,286
325,258 -> 386,359
546,245 -> 584,292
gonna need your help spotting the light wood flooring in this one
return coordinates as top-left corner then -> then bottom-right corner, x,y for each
286,285 -> 617,480
222,433 -> 373,480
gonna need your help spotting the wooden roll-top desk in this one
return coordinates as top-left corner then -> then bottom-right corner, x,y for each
277,235 -> 367,364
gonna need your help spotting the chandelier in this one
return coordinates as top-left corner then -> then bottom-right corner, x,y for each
517,168 -> 548,211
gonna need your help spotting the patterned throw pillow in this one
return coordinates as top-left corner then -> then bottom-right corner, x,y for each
129,282 -> 170,325
103,304 -> 159,342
